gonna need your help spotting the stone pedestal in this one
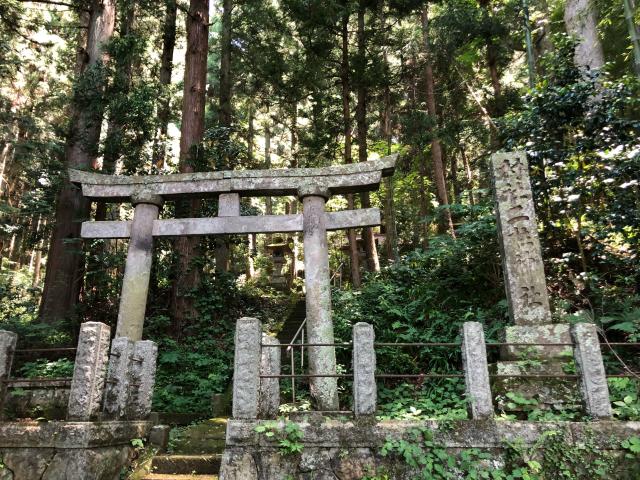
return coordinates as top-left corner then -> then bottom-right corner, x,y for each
0,420 -> 150,480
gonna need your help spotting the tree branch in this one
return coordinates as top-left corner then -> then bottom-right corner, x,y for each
19,0 -> 90,12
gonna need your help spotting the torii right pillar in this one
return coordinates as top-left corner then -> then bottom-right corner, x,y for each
491,152 -> 576,411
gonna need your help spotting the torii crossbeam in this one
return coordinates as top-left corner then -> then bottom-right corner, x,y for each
70,154 -> 397,410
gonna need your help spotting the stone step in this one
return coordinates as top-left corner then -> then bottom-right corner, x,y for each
151,455 -> 222,475
169,419 -> 227,454
143,475 -> 218,480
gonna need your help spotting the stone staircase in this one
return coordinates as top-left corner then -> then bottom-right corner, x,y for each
277,297 -> 306,345
141,419 -> 227,480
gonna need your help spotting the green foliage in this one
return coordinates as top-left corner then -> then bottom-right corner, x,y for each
255,419 -> 304,456
379,427 -> 632,480
609,378 -> 640,420
130,438 -> 144,449
377,381 -> 467,421
501,34 -> 640,314
18,358 -> 74,379
380,427 -> 500,479
333,210 -> 506,411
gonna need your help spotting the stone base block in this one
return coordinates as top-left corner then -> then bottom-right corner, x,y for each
219,419 -> 640,480
0,420 -> 151,480
492,361 -> 580,414
501,323 -> 572,361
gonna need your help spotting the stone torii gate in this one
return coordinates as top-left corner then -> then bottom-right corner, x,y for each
70,154 -> 396,410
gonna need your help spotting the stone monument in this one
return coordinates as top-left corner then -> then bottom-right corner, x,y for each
491,152 -> 575,409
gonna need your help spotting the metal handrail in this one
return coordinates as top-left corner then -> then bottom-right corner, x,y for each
330,261 -> 346,288
285,317 -> 306,403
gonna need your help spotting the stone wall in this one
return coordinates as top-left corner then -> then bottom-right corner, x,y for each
0,420 -> 150,480
220,417 -> 640,480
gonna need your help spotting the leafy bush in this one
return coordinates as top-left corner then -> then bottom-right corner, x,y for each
18,358 -> 74,378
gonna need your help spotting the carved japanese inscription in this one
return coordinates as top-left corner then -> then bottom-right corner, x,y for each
492,152 -> 551,326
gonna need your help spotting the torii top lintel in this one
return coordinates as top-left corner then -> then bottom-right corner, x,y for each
69,155 -> 397,202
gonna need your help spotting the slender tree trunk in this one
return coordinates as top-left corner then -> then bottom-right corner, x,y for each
289,104 -> 302,280
461,147 -> 475,206
245,101 -> 256,279
170,0 -> 209,332
450,151 -> 461,204
421,6 -> 456,238
534,0 -> 554,64
622,0 -> 640,76
356,1 -> 379,272
381,52 -> 398,262
214,0 -> 233,272
264,110 -> 273,247
564,0 -> 605,70
153,0 -> 177,169
247,100 -> 254,164
219,0 -> 233,131
478,0 -> 503,149
32,218 -> 46,286
341,9 -> 362,287
39,1 -> 116,324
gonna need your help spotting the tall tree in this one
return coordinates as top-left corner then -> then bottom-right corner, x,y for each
39,0 -> 116,324
215,0 -> 233,272
355,0 -> 380,272
170,0 -> 209,332
564,0 -> 605,70
421,5 -> 455,237
153,0 -> 178,169
97,0 -> 137,221
340,4 -> 362,287
219,0 -> 233,131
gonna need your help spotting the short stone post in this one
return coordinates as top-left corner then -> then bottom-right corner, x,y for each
461,322 -> 494,419
259,334 -> 281,418
68,322 -> 111,420
232,317 -> 262,419
300,187 -> 339,411
353,322 -> 376,416
116,191 -> 163,341
103,337 -> 135,419
571,323 -> 612,419
0,330 -> 17,419
127,340 -> 158,419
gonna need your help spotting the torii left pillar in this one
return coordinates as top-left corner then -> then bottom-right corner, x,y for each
116,191 -> 163,340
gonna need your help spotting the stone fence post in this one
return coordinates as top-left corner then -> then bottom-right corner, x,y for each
461,322 -> 494,420
232,318 -> 262,419
103,337 -> 134,419
571,323 -> 612,419
0,330 -> 17,419
353,322 -> 376,416
259,334 -> 280,419
68,322 -> 111,421
103,338 -> 158,420
128,340 -> 158,419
